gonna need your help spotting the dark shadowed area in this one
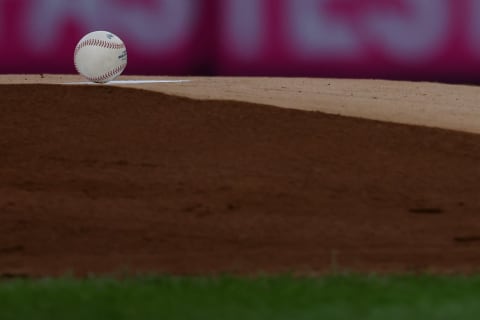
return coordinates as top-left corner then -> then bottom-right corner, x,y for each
1,85 -> 480,277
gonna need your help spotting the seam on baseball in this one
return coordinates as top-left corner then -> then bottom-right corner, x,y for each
74,38 -> 127,83
83,63 -> 127,83
74,39 -> 125,57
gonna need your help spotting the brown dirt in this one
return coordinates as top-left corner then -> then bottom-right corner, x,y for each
1,84 -> 480,277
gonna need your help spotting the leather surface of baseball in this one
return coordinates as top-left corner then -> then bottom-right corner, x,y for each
74,31 -> 127,83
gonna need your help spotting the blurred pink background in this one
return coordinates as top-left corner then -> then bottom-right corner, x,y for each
1,0 -> 480,82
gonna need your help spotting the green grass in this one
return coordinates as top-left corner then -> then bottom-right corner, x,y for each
1,275 -> 480,320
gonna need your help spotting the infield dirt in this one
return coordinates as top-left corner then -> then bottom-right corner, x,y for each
1,82 -> 480,277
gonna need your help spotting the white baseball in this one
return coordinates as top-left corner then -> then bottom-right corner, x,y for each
74,31 -> 128,83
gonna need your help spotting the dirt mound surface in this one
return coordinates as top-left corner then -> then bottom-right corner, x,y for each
1,84 -> 480,277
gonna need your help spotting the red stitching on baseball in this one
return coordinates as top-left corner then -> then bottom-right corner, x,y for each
74,37 -> 127,83
84,63 -> 127,83
74,39 -> 125,57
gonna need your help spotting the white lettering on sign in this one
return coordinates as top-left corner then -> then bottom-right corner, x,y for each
284,0 -> 362,59
25,0 -> 198,52
284,0 -> 449,62
222,0 -> 266,60
363,0 -> 449,62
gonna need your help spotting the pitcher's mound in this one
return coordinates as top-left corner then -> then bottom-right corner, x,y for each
1,84 -> 480,277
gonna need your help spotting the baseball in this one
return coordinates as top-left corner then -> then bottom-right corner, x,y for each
74,31 -> 128,83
